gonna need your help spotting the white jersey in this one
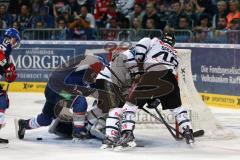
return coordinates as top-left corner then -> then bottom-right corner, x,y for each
96,49 -> 139,87
135,37 -> 179,75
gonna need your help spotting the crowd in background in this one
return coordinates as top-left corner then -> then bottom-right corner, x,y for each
0,0 -> 240,42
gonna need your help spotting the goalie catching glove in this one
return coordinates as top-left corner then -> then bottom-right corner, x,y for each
0,50 -> 17,83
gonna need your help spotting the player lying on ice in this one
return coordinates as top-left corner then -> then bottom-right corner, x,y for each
0,28 -> 20,143
16,55 -> 105,141
97,32 -> 195,151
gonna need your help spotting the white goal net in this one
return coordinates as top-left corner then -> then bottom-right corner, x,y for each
84,47 -> 235,140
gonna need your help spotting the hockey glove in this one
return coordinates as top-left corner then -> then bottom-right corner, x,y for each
4,63 -> 17,83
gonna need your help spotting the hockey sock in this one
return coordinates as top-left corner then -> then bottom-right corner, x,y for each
72,96 -> 88,133
73,112 -> 86,133
121,102 -> 138,132
105,108 -> 122,138
28,117 -> 40,129
170,106 -> 192,131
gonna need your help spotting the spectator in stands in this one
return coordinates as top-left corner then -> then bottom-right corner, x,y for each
168,1 -> 184,28
226,0 -> 240,28
182,1 -> 197,27
69,5 -> 96,40
146,18 -> 156,29
68,0 -> 80,15
55,18 -> 71,40
0,19 -> 7,29
35,20 -> 45,29
177,15 -> 190,29
142,2 -> 165,30
106,18 -> 120,29
57,7 -> 75,28
212,0 -> 228,29
216,16 -> 227,30
14,4 -> 33,31
193,13 -> 212,43
12,21 -> 21,31
211,16 -> 228,43
116,0 -> 135,16
229,18 -> 240,30
133,17 -> 145,40
227,18 -> 240,44
102,18 -> 120,40
194,0 -> 216,17
53,0 -> 69,20
32,0 -> 53,16
76,0 -> 95,10
7,0 -> 31,18
32,20 -> 52,40
127,3 -> 145,28
33,6 -> 54,28
94,0 -> 111,27
0,4 -> 14,27
193,13 -> 212,32
75,5 -> 96,28
132,17 -> 142,32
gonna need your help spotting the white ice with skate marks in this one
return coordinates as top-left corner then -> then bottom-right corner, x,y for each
0,93 -> 240,160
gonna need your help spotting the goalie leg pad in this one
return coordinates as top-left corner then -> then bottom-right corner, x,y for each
90,117 -> 106,140
86,106 -> 103,130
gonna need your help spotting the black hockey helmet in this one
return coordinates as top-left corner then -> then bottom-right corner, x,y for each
162,32 -> 176,47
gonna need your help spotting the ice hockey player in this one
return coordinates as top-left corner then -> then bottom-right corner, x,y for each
0,28 -> 20,136
95,48 -> 142,150
16,55 -> 103,141
113,32 -> 195,150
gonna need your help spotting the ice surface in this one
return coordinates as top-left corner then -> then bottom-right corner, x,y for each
0,93 -> 240,160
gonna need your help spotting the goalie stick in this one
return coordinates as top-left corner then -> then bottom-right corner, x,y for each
140,106 -> 204,140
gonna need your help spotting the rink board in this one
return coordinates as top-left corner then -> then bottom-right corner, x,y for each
0,41 -> 240,109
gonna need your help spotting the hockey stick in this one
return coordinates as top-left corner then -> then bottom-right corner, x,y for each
5,83 -> 10,92
141,107 -> 181,140
154,107 -> 205,138
141,106 -> 204,140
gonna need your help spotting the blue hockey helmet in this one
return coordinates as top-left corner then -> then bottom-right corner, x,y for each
4,28 -> 21,48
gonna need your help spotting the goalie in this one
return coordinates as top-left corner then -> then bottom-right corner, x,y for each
16,55 -> 104,141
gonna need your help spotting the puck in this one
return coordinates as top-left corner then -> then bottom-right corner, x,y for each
36,138 -> 42,141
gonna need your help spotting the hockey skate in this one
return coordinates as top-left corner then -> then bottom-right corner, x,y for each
16,119 -> 28,139
182,126 -> 195,145
100,136 -> 118,150
114,131 -> 137,151
72,128 -> 92,141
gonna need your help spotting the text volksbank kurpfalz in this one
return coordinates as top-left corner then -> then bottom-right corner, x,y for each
185,45 -> 240,108
190,47 -> 240,96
